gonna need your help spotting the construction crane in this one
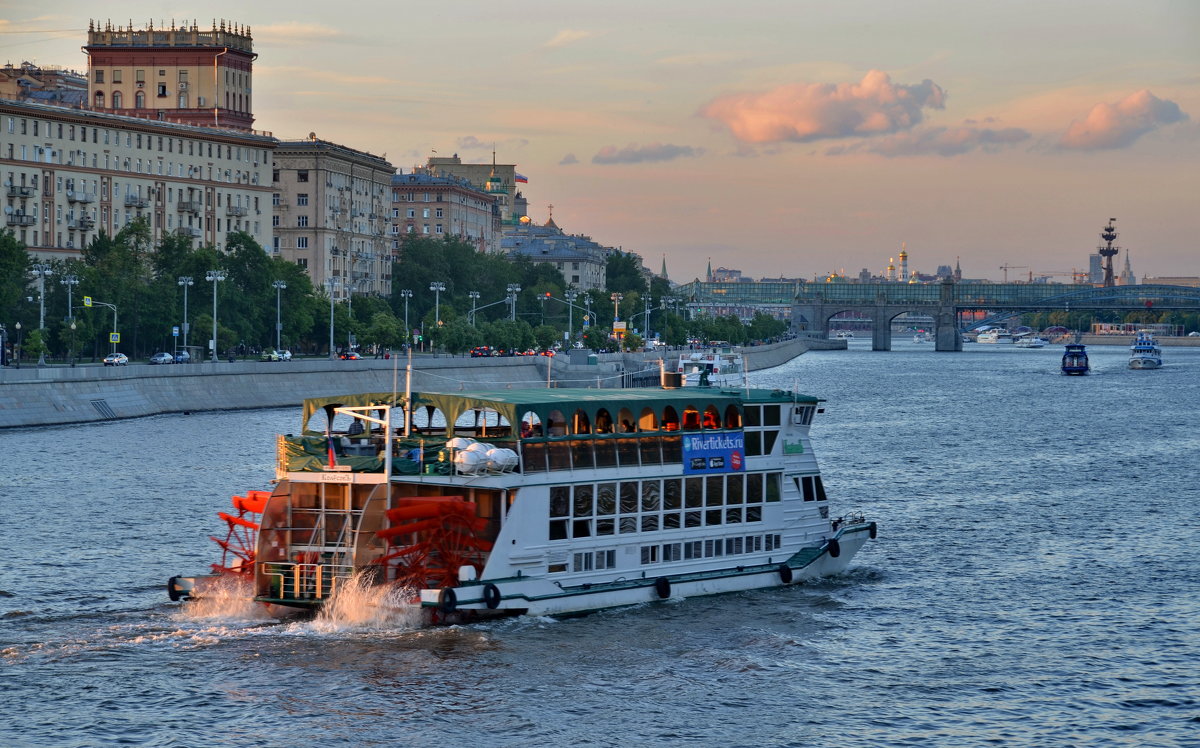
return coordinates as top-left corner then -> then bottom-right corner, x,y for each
1034,270 -> 1088,284
999,264 -> 1028,282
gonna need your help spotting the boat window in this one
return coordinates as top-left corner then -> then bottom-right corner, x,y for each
572,409 -> 591,435
685,510 -> 702,528
663,479 -> 682,510
522,442 -> 547,473
546,410 -> 567,436
706,507 -> 722,526
763,406 -> 781,427
726,474 -> 744,504
791,406 -> 813,426
616,437 -> 639,467
724,405 -> 742,429
661,406 -> 680,431
640,480 -> 661,512
596,518 -> 615,536
746,504 -> 762,522
411,406 -> 445,435
641,514 -> 659,532
519,411 -> 542,438
550,486 -> 570,516
682,405 -> 702,431
618,408 -> 636,433
573,484 -> 594,516
815,475 -> 827,501
763,431 -> 779,455
743,406 -> 761,427
619,482 -> 639,514
547,441 -> 572,470
593,438 -> 617,468
638,407 -> 658,431
661,434 -> 683,463
639,436 -> 662,465
572,518 -> 592,538
725,505 -> 743,524
747,472 -> 763,502
571,439 -> 594,470
702,406 -> 721,429
706,475 -> 723,506
597,483 -> 616,516
593,409 -> 613,434
744,431 -> 763,456
685,477 -> 703,508
766,473 -> 781,502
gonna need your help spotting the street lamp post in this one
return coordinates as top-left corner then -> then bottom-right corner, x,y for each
507,284 -> 521,321
177,276 -> 193,352
69,320 -> 76,366
468,291 -> 480,325
61,274 -> 79,321
584,295 -> 592,332
643,294 -> 652,341
565,289 -> 578,342
430,281 -> 446,328
326,277 -> 340,360
14,321 -> 21,367
206,269 -> 226,362
399,289 -> 412,348
31,263 -> 52,367
272,280 -> 287,352
610,293 -> 623,322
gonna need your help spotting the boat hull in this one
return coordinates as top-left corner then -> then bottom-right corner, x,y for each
1129,358 -> 1162,369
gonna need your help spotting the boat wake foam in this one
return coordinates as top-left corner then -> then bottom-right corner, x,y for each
305,573 -> 423,633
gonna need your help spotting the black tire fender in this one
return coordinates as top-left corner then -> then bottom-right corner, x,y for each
654,576 -> 671,599
482,583 -> 501,610
827,537 -> 841,558
778,563 -> 794,584
167,576 -> 183,602
438,587 -> 457,613
869,522 -> 878,540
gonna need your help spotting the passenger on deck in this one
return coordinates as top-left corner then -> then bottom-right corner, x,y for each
521,421 -> 534,439
620,419 -> 635,433
348,419 -> 365,436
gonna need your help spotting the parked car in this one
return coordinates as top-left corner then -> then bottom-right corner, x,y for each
278,349 -> 292,361
174,350 -> 191,364
103,352 -> 129,366
340,351 -> 362,360
470,346 -> 492,358
148,352 -> 174,365
260,349 -> 281,362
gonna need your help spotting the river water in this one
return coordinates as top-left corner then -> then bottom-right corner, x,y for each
2,340 -> 1198,747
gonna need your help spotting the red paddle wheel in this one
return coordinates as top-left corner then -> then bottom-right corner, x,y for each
210,490 -> 270,576
375,496 -> 494,591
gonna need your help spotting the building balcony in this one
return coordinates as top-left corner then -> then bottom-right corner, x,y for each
176,226 -> 203,238
67,190 -> 96,203
6,185 -> 36,198
70,217 -> 96,230
177,200 -> 202,213
125,196 -> 150,208
6,214 -> 36,227
226,205 -> 249,217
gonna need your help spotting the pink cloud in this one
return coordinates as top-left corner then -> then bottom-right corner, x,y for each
1058,90 -> 1187,150
701,70 -> 946,144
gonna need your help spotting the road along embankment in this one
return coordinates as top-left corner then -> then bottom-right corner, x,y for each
0,338 -> 813,429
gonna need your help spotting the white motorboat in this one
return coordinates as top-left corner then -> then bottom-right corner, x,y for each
1128,331 -> 1163,369
1014,335 -> 1048,348
677,348 -> 745,387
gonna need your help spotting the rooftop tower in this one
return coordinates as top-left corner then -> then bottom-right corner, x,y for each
84,19 -> 257,130
1097,217 -> 1120,288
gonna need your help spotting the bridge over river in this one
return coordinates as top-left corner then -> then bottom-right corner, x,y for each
791,281 -> 1200,351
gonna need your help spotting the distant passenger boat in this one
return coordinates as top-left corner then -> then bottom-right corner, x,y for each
833,331 -> 855,339
1061,344 -> 1089,375
1014,334 -> 1048,349
1128,331 -> 1163,369
976,330 -> 1014,344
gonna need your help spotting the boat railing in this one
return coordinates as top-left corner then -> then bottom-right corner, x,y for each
262,561 -> 355,600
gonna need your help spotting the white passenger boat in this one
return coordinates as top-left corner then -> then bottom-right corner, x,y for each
1128,331 -> 1163,369
1014,335 -> 1048,349
676,348 -> 745,387
976,329 -> 1014,344
834,331 -> 855,339
168,385 -> 876,625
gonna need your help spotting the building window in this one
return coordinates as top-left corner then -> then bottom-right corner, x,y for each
297,258 -> 308,268
297,216 -> 309,227
112,91 -> 122,108
297,170 -> 309,182
95,70 -> 104,83
157,84 -> 167,97
135,91 -> 145,108
113,70 -> 122,83
135,69 -> 145,83
272,193 -> 280,206
435,224 -> 443,234
94,91 -> 105,108
296,194 -> 309,206
272,215 -> 280,227
296,237 -> 308,249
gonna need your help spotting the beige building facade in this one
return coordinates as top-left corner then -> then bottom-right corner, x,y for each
1,98 -> 274,260
390,171 -> 500,252
84,20 -> 256,131
272,139 -> 395,299
425,154 -> 525,224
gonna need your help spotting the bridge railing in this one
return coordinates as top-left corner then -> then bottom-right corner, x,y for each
794,283 -> 1200,309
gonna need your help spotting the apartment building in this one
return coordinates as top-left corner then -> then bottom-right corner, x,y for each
1,98 -> 274,259
272,138 -> 395,299
389,171 -> 500,252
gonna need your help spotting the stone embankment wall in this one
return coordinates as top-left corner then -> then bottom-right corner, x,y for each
0,338 -> 812,429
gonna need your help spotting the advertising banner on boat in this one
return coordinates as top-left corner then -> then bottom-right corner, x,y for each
682,431 -> 745,474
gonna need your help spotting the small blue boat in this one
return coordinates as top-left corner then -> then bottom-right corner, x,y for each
1061,344 -> 1089,375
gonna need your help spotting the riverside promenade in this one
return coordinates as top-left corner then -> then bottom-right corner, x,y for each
0,338 -> 817,429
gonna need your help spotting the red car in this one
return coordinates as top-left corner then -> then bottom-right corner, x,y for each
339,351 -> 362,360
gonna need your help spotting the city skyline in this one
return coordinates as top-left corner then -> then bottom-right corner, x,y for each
2,1 -> 1197,283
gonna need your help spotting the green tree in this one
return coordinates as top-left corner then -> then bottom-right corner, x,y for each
533,324 -> 560,352
606,250 -> 647,296
0,230 -> 31,324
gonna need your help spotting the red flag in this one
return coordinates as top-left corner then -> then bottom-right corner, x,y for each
326,431 -> 338,467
